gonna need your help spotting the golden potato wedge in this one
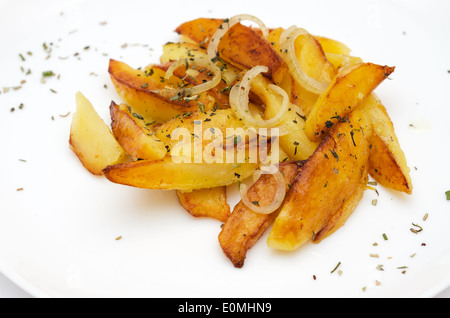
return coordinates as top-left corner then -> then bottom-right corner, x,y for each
175,18 -> 288,85
305,62 -> 395,142
361,94 -> 413,194
267,109 -> 370,251
69,92 -> 127,175
288,53 -> 363,117
177,187 -> 231,222
108,59 -> 215,123
155,108 -> 246,162
110,101 -> 166,161
175,18 -> 223,45
313,172 -> 368,243
219,161 -> 302,268
103,158 -> 258,192
104,108 -> 270,191
314,36 -> 351,56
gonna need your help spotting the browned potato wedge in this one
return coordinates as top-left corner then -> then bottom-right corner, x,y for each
312,172 -> 368,243
69,92 -> 127,175
110,101 -> 166,161
175,18 -> 224,45
305,62 -> 395,142
175,18 -> 288,85
177,187 -> 231,222
108,59 -> 215,123
155,108 -> 245,162
103,158 -> 258,192
361,94 -> 413,194
314,36 -> 351,56
104,102 -> 275,191
267,109 -> 370,251
219,161 -> 302,268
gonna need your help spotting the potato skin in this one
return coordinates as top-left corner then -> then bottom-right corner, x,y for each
103,158 -> 258,192
110,102 -> 166,161
361,94 -> 412,194
108,59 -> 215,123
175,18 -> 223,45
267,109 -> 370,251
305,62 -> 395,142
176,18 -> 288,85
177,187 -> 231,222
219,161 -> 302,268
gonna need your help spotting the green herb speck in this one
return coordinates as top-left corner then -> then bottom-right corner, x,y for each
42,71 -> 55,77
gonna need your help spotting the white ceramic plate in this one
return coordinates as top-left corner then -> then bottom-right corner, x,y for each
1,0 -> 449,298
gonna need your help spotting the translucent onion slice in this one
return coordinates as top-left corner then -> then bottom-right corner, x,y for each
280,26 -> 330,94
207,14 -> 269,60
229,66 -> 290,134
164,58 -> 222,97
239,165 -> 286,214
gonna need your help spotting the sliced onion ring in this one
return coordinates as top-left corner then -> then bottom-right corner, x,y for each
229,66 -> 290,135
280,26 -> 330,94
164,58 -> 222,97
240,165 -> 286,214
207,14 -> 269,60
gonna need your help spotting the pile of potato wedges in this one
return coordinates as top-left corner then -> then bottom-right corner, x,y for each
69,16 -> 412,268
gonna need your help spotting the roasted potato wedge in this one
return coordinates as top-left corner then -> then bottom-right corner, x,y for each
361,94 -> 413,194
177,187 -> 231,222
103,105 -> 271,191
110,101 -> 166,161
267,109 -> 370,251
305,62 -> 395,142
155,108 -> 246,162
219,161 -> 302,268
314,36 -> 351,56
175,18 -> 288,85
109,59 -> 215,123
103,158 -> 258,192
312,172 -> 368,243
69,92 -> 127,176
175,18 -> 224,45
